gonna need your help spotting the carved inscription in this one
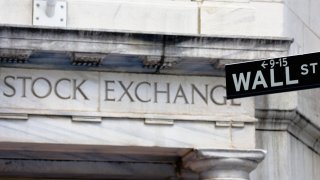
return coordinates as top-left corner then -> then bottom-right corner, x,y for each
1,76 -> 239,106
103,81 -> 240,106
3,76 -> 88,100
0,68 -> 254,121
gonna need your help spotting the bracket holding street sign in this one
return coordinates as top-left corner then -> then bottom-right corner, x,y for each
225,52 -> 320,99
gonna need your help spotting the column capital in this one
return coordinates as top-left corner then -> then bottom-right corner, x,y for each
183,149 -> 266,180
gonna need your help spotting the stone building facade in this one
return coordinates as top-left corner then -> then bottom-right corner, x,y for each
0,0 -> 319,179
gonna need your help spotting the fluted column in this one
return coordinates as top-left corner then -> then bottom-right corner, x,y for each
183,149 -> 266,180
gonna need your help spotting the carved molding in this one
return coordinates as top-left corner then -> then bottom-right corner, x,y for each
142,55 -> 162,69
255,109 -> 320,154
0,49 -> 32,63
212,59 -> 244,70
72,116 -> 102,123
0,113 -> 28,120
183,149 -> 266,180
70,53 -> 106,66
143,56 -> 181,69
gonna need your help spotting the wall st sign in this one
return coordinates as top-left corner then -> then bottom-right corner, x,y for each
0,68 -> 254,122
225,52 -> 320,99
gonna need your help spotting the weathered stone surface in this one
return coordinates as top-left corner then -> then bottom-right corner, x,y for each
0,26 -> 292,63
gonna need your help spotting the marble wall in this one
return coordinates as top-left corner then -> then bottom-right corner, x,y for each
283,0 -> 320,129
0,0 -> 285,37
251,130 -> 320,180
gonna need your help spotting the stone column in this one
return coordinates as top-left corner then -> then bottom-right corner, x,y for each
183,149 -> 266,180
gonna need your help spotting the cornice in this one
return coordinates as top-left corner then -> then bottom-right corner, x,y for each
255,109 -> 320,154
0,26 -> 292,76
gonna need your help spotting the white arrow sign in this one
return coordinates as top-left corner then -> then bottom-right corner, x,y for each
261,61 -> 267,69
